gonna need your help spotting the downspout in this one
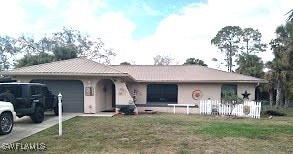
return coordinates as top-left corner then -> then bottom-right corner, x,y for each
255,82 -> 260,88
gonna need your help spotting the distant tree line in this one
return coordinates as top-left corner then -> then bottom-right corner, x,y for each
150,9 -> 293,108
210,9 -> 293,108
152,55 -> 207,66
0,27 -> 116,70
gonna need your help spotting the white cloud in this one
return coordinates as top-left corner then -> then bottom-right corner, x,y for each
41,0 -> 59,9
59,0 -> 135,38
0,1 -> 29,37
93,12 -> 137,63
58,1 -> 136,64
53,1 -> 136,63
127,0 -> 293,69
1,0 -> 292,69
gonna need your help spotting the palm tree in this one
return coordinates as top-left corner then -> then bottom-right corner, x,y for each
286,9 -> 293,22
270,21 -> 293,108
263,70 -> 276,109
265,60 -> 286,108
284,73 -> 293,107
236,53 -> 264,78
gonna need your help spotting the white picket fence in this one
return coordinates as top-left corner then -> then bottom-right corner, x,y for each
199,100 -> 261,119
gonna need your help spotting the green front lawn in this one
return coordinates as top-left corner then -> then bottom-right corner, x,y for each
7,112 -> 293,153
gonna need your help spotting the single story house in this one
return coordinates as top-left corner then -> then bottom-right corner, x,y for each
1,58 -> 267,114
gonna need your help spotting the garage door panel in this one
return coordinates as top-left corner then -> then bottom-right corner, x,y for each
31,80 -> 84,113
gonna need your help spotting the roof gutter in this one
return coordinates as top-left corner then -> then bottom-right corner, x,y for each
1,72 -> 137,82
134,80 -> 268,84
1,72 -> 129,77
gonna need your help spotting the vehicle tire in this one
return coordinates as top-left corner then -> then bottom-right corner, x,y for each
0,112 -> 13,135
30,106 -> 44,123
54,106 -> 63,116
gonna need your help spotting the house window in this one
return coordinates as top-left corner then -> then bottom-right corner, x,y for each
147,84 -> 178,103
221,84 -> 237,99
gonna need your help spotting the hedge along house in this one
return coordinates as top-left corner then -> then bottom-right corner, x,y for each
1,58 -> 267,114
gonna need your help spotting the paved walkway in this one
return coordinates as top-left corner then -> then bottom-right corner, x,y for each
0,113 -> 79,147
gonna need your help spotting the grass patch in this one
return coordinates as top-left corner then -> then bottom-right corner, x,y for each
275,107 -> 293,117
3,111 -> 293,154
198,122 -> 293,139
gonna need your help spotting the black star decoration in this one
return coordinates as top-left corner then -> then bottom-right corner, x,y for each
241,90 -> 250,99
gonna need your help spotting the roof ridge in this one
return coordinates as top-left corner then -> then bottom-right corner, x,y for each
111,65 -> 205,67
89,60 -> 127,73
11,57 -> 128,74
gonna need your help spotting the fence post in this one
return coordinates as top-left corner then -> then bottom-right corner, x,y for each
200,101 -> 202,114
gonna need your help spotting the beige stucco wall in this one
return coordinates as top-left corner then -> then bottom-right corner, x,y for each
130,83 -> 256,104
12,76 -> 134,113
128,82 -> 257,114
13,75 -> 101,113
11,75 -> 258,114
96,79 -> 112,112
114,80 -> 134,105
237,83 -> 256,101
177,83 -> 222,105
127,83 -> 147,105
129,83 -> 222,105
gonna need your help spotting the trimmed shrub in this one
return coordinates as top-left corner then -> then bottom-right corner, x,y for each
119,105 -> 135,115
262,110 -> 286,116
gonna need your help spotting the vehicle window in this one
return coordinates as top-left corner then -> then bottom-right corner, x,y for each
0,85 -> 4,93
42,87 -> 50,96
0,84 -> 22,97
31,86 -> 41,96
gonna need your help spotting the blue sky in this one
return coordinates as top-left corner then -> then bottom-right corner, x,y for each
0,0 -> 292,69
19,0 -> 205,39
101,0 -> 207,39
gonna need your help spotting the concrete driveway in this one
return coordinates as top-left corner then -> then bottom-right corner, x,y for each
0,112 -> 79,146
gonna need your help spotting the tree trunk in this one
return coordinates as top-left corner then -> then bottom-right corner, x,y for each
275,80 -> 283,109
228,51 -> 233,72
269,89 -> 274,110
246,41 -> 249,54
228,45 -> 233,72
282,85 -> 287,107
284,99 -> 289,108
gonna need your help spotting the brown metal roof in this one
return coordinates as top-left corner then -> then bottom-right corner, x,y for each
1,58 -> 267,83
2,58 -> 127,77
111,65 -> 267,83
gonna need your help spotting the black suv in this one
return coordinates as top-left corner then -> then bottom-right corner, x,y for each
0,83 -> 59,123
